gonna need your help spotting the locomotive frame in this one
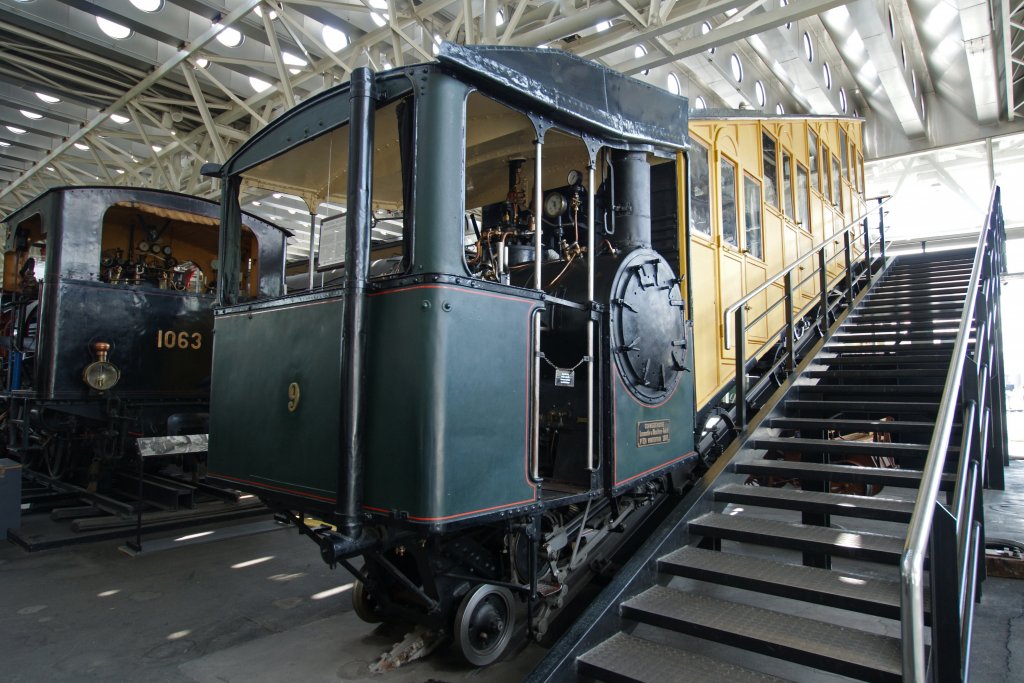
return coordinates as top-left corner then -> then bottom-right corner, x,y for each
205,43 -> 868,665
0,186 -> 289,491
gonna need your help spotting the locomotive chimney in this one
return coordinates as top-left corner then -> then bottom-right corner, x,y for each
611,150 -> 651,250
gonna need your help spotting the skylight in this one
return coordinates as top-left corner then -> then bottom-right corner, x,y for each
20,110 -> 42,120
74,142 -> 90,150
130,0 -> 163,12
322,25 -> 348,52
249,76 -> 272,93
254,6 -> 277,20
6,126 -> 26,134
667,73 -> 681,96
214,24 -> 243,48
36,92 -> 60,104
0,140 -> 10,147
97,17 -> 132,40
110,113 -> 130,124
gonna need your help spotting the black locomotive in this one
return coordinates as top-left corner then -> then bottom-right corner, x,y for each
1,187 -> 289,490
205,45 -> 696,664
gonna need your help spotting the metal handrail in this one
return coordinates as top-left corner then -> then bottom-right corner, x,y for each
899,184 -> 1002,682
723,195 -> 892,348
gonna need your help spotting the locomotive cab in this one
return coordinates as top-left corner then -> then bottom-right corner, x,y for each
208,44 -> 697,663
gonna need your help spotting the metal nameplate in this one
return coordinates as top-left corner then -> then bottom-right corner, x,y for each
637,420 -> 670,448
554,368 -> 575,388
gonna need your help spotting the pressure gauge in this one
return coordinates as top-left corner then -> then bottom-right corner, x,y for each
138,241 -> 150,252
544,192 -> 568,218
567,169 -> 583,186
150,243 -> 162,253
163,246 -> 173,256
83,361 -> 120,391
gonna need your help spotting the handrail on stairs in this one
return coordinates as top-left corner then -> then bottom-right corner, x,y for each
900,184 -> 1007,682
722,195 -> 893,428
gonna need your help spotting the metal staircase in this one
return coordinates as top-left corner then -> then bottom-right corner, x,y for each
528,189 -> 1007,682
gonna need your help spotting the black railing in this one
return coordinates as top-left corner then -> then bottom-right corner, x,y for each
901,185 -> 1007,682
723,196 -> 891,428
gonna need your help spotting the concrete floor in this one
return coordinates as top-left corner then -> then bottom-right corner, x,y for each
1,461 -> 1021,682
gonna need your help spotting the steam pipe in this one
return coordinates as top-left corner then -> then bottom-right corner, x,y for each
586,162 -> 595,471
337,67 -> 375,537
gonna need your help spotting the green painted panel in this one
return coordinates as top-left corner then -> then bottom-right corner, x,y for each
208,295 -> 344,502
611,325 -> 696,486
363,284 -> 539,522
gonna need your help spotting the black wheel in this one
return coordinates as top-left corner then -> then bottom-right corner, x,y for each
454,584 -> 516,666
351,580 -> 382,624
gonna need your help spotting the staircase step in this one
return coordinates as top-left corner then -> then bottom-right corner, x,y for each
660,546 -> 905,619
578,632 -> 787,683
795,384 -> 943,396
768,417 -> 939,436
867,291 -> 967,302
858,301 -> 964,312
786,399 -> 941,414
621,588 -> 902,682
828,343 -> 961,354
750,436 -> 932,459
714,482 -> 915,523
871,285 -> 969,297
848,311 -> 964,323
813,355 -> 952,367
689,512 -> 906,563
735,459 -> 955,491
834,331 -> 962,342
803,368 -> 947,379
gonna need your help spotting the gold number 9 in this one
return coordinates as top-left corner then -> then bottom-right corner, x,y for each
287,382 -> 301,412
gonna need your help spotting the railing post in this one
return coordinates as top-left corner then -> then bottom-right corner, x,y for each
734,306 -> 746,430
843,231 -> 854,307
862,217 -> 871,276
876,197 -> 886,263
784,272 -> 795,373
817,249 -> 829,338
929,501 -> 963,682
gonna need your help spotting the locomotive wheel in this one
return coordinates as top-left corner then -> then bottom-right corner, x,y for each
351,580 -> 382,624
454,584 -> 516,666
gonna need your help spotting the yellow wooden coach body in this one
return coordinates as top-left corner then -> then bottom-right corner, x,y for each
679,114 -> 867,410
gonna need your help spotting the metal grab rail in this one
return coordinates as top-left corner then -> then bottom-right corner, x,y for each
722,195 -> 892,427
900,184 -> 1006,682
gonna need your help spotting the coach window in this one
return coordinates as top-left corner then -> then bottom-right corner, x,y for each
761,131 -> 779,209
857,151 -> 865,195
720,156 -> 739,248
781,149 -> 794,221
821,143 -> 832,205
840,127 -> 849,181
807,127 -> 820,195
743,173 -> 763,259
690,139 -> 712,238
831,153 -> 842,209
796,161 -> 810,231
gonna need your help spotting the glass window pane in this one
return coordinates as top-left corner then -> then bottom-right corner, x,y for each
690,140 -> 712,236
762,132 -> 779,208
796,163 -> 809,230
822,144 -> 831,203
831,154 -> 842,208
840,128 -> 849,179
743,174 -> 762,259
782,150 -> 794,220
808,128 -> 819,193
720,157 -> 738,247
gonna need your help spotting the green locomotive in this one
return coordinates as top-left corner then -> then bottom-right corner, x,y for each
205,43 -> 696,664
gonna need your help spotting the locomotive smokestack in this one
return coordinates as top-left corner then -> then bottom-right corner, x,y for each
611,150 -> 651,250
338,67 -> 375,538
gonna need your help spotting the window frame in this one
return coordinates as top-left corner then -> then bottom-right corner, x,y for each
807,127 -> 820,196
689,137 -> 713,239
795,160 -> 810,233
761,129 -> 780,210
719,153 -> 740,249
742,172 -> 764,261
781,148 -> 795,222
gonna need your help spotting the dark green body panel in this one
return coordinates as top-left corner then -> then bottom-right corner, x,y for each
208,283 -> 540,521
363,284 -> 539,521
208,293 -> 344,502
610,325 -> 696,487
